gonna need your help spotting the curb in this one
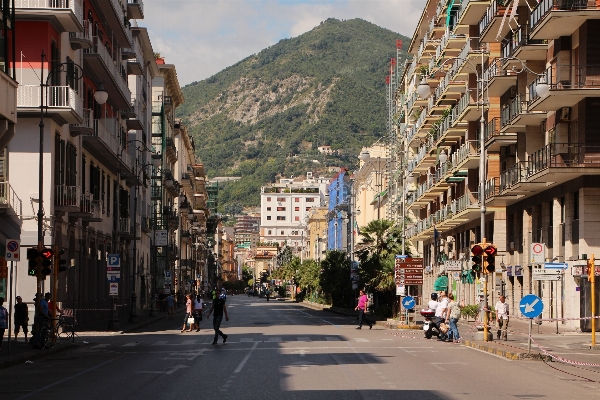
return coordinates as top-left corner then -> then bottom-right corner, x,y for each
377,321 -> 421,330
121,308 -> 186,334
0,342 -> 78,370
463,340 -> 552,361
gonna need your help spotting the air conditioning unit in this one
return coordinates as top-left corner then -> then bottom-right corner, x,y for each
559,107 -> 571,122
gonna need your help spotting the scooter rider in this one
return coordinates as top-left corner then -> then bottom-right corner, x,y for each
428,293 -> 439,312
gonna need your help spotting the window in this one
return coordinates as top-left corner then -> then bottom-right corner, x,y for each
306,198 -> 315,202
277,197 -> 285,202
267,216 -> 271,220
277,207 -> 285,211
295,207 -> 300,211
268,230 -> 272,235
306,207 -> 311,211
277,216 -> 285,221
295,216 -> 300,221
280,231 -> 284,235
267,207 -> 271,211
560,197 -> 565,223
267,197 -> 271,201
295,198 -> 300,202
573,191 -> 579,220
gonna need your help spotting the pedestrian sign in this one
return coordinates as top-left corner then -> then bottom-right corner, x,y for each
520,294 -> 543,318
402,295 -> 415,310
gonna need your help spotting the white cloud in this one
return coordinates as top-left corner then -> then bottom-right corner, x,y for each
142,0 -> 427,85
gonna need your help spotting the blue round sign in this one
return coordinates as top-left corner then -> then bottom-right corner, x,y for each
519,294 -> 544,318
402,296 -> 415,310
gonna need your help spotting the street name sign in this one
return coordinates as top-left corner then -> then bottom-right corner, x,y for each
520,294 -> 543,318
395,256 -> 424,285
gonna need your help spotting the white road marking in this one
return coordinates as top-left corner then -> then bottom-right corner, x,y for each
291,349 -> 308,357
121,342 -> 138,347
90,344 -> 110,349
233,341 -> 259,374
137,365 -> 188,375
354,338 -> 369,342
180,340 -> 197,345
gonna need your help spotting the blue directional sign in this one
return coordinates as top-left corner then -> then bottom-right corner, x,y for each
544,262 -> 568,270
519,294 -> 544,318
402,296 -> 415,310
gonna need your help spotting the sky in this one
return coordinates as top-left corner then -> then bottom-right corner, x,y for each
142,0 -> 428,86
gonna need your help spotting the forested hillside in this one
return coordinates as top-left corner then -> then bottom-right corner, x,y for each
178,18 -> 409,210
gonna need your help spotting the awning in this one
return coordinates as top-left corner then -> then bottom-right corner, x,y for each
370,190 -> 388,205
434,275 -> 449,291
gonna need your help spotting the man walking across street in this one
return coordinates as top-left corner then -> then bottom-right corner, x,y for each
13,296 -> 28,342
496,295 -> 509,340
355,290 -> 373,329
166,293 -> 175,320
207,290 -> 229,345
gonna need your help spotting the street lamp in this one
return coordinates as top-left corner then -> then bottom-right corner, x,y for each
438,149 -> 448,164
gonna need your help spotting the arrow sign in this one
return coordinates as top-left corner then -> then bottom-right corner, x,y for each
402,296 -> 415,310
520,294 -> 543,318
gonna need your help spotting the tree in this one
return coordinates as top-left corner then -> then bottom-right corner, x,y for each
224,202 -> 243,216
296,259 -> 321,298
320,250 -> 353,308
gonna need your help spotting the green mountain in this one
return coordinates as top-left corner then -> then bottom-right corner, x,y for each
178,18 -> 409,210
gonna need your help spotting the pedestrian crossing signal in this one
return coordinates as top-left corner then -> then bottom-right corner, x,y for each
27,248 -> 40,277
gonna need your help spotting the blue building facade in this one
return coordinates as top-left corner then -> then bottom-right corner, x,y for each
327,169 -> 351,251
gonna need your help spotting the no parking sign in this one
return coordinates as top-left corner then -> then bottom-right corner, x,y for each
5,239 -> 20,261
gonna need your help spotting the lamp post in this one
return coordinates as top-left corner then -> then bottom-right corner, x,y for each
415,54 -> 549,341
37,52 -> 107,333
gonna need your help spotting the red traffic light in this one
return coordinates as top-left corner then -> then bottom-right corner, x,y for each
41,248 -> 53,259
471,244 -> 484,256
484,245 -> 497,257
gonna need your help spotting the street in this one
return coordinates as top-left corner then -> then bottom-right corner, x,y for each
2,296 -> 600,399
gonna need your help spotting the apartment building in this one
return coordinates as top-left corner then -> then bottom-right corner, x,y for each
306,206 -> 328,261
399,0 -> 600,329
354,144 -> 391,228
260,172 -> 328,254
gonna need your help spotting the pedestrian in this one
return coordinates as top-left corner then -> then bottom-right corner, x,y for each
428,293 -> 439,311
192,294 -> 203,332
354,290 -> 373,329
445,293 -> 462,343
0,297 -> 7,350
181,294 -> 193,332
495,295 -> 509,341
435,291 -> 449,341
39,292 -> 51,323
158,290 -> 166,312
206,290 -> 229,345
266,288 -> 270,301
166,293 -> 175,320
13,295 -> 29,342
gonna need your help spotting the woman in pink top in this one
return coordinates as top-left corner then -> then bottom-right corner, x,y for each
354,290 -> 373,329
181,294 -> 193,332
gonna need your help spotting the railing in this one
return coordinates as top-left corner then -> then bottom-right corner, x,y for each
450,140 -> 479,169
119,218 -> 131,234
88,118 -> 133,170
17,85 -> 83,116
484,177 -> 500,199
55,185 -> 80,207
406,91 -> 418,113
484,117 -> 500,142
417,35 -> 429,61
15,0 -> 83,27
483,58 -> 513,84
407,58 -> 416,81
435,0 -> 446,20
0,182 -> 22,215
479,0 -> 504,35
151,185 -> 161,198
456,37 -> 481,69
131,96 -> 147,132
79,193 -> 93,213
500,162 -> 531,191
90,199 -> 103,219
501,25 -> 546,59
528,143 -> 600,175
454,0 -> 475,25
530,0 -> 592,32
85,37 -> 131,101
500,94 -> 524,127
455,91 -> 473,118
528,64 -> 600,102
69,19 -> 92,43
435,28 -> 450,62
128,0 -> 144,15
108,0 -> 133,44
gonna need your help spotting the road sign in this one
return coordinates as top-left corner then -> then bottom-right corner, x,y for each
395,257 -> 424,285
533,268 -> 562,275
5,239 -> 20,261
530,243 -> 545,264
444,260 -> 462,271
107,254 -> 120,282
154,230 -> 168,246
396,285 -> 405,296
165,270 -> 172,278
520,294 -> 544,318
533,275 -> 562,281
402,296 -> 415,310
544,262 -> 568,270
109,282 -> 118,296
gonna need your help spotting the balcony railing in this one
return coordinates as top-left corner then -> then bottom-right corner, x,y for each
455,91 -> 474,118
500,162 -> 530,191
55,185 -> 79,207
528,143 -> 600,175
484,117 -> 501,142
457,37 -> 482,68
479,0 -> 504,36
108,0 -> 133,44
501,25 -> 546,59
89,118 -> 133,170
484,177 -> 500,199
0,182 -> 22,214
530,0 -> 592,32
500,94 -> 524,127
85,37 -> 131,101
17,85 -> 83,116
528,64 -> 600,102
449,140 -> 479,169
119,218 -> 130,234
15,0 -> 83,26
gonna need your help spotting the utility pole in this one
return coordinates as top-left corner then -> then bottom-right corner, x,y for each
592,254 -> 596,346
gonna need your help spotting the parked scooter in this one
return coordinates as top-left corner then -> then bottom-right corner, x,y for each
420,309 -> 447,340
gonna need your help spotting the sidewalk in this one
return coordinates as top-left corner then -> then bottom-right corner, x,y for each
0,307 -> 185,369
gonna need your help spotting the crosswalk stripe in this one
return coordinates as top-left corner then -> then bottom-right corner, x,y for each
354,338 -> 369,342
152,341 -> 169,346
268,337 -> 282,342
121,342 -> 138,347
181,340 -> 197,345
325,337 -> 340,341
297,336 -> 311,342
90,344 -> 110,348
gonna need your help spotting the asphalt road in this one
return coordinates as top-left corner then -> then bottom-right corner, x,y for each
3,296 -> 600,399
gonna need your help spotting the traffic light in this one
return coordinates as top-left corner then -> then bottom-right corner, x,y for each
471,244 -> 483,272
40,247 -> 53,277
27,248 -> 40,277
58,248 -> 68,272
484,244 -> 497,273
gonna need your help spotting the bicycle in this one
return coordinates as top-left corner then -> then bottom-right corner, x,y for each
54,314 -> 75,340
38,318 -> 54,350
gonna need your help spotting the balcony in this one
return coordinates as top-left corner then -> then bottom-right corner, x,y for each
15,0 -> 83,32
69,19 -> 92,50
434,28 -> 465,64
527,142 -> 600,183
0,182 -> 22,216
501,94 -> 546,133
484,117 -> 516,151
127,0 -> 144,19
478,0 -> 509,43
528,64 -> 600,111
0,70 -> 17,124
454,0 -> 490,31
530,0 -> 600,40
124,97 -> 145,131
483,59 -> 518,97
83,37 -> 131,110
501,25 -> 547,62
448,140 -> 480,172
90,0 -> 133,46
54,185 -> 80,212
118,217 -> 136,239
70,196 -> 103,222
453,37 -> 487,77
81,118 -> 133,174
18,85 -> 83,124
165,137 -> 178,163
124,41 -> 144,75
453,91 -> 479,123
